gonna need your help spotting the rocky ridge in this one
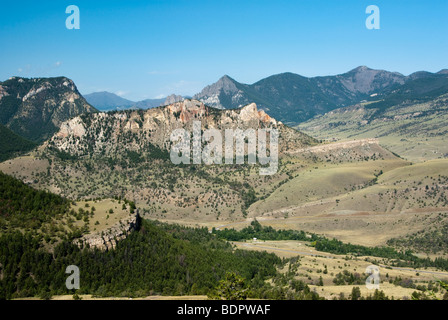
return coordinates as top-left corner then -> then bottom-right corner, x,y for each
49,99 -> 316,156
75,211 -> 141,250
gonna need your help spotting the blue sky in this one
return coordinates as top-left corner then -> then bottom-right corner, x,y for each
0,0 -> 447,101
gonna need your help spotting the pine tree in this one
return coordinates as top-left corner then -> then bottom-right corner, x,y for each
208,272 -> 249,300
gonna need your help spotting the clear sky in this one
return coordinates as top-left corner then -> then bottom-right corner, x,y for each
0,0 -> 447,101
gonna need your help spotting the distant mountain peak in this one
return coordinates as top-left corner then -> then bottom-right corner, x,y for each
437,69 -> 448,75
220,74 -> 236,81
83,91 -> 135,111
346,66 -> 405,78
84,92 -> 186,111
340,66 -> 406,95
350,66 -> 372,73
192,74 -> 247,109
216,74 -> 239,87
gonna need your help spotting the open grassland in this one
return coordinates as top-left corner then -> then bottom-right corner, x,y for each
160,159 -> 448,256
233,240 -> 448,300
248,158 -> 409,217
71,198 -> 133,234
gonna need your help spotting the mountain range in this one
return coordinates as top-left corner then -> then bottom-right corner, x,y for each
83,92 -> 184,111
84,66 -> 448,126
193,66 -> 448,125
1,67 -> 447,162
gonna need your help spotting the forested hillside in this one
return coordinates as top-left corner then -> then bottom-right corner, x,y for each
0,124 -> 36,162
0,219 -> 320,300
0,171 -> 70,231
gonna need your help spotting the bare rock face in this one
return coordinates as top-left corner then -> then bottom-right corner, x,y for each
239,103 -> 276,126
57,117 -> 86,139
0,85 -> 9,100
166,99 -> 208,123
75,211 -> 141,250
239,103 -> 259,122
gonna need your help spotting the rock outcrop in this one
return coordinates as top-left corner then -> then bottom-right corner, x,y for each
74,211 -> 141,250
